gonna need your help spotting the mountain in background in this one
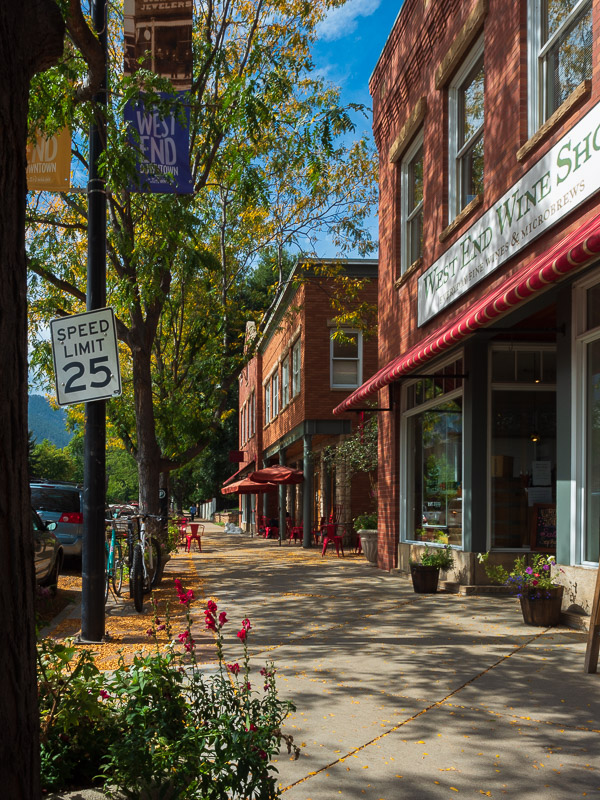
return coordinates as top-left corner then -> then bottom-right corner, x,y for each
28,394 -> 72,448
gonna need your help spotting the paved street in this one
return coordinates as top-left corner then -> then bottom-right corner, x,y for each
48,523 -> 600,799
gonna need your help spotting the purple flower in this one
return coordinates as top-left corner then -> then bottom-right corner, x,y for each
525,567 -> 533,575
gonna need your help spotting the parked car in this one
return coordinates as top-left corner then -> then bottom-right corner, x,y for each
32,508 -> 63,591
30,481 -> 84,557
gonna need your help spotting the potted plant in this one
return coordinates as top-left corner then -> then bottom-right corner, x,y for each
353,512 -> 378,565
409,544 -> 455,593
478,552 -> 564,626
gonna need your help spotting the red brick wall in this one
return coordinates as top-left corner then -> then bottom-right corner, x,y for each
371,0 -> 600,569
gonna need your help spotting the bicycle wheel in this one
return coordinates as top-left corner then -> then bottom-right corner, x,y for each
104,544 -> 110,602
112,541 -> 124,597
143,536 -> 162,593
130,544 -> 144,612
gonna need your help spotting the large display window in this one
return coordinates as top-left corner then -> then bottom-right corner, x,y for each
404,359 -> 463,546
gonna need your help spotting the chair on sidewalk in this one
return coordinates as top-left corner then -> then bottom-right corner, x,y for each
288,519 -> 302,545
256,515 -> 267,537
177,519 -> 188,548
311,516 -> 326,546
186,523 -> 204,552
321,523 -> 345,557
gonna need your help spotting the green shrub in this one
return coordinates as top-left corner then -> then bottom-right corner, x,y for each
353,511 -> 377,532
411,544 -> 455,571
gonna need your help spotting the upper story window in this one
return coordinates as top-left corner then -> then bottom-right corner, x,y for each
528,0 -> 592,134
448,38 -> 484,218
250,391 -> 255,437
292,338 -> 301,397
330,330 -> 363,390
281,355 -> 290,407
272,371 -> 279,417
400,132 -> 424,275
264,382 -> 271,425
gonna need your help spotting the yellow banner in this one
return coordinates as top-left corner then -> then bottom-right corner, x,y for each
26,128 -> 71,192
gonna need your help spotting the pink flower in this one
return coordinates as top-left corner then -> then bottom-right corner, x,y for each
207,600 -> 218,614
227,662 -> 240,675
237,629 -> 247,641
185,590 -> 195,603
157,624 -> 166,631
218,611 -> 228,627
174,578 -> 183,593
184,638 -> 195,652
178,630 -> 190,642
146,628 -> 154,636
242,618 -> 251,631
99,690 -> 110,700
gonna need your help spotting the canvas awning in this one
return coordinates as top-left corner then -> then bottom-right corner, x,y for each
334,211 -> 600,414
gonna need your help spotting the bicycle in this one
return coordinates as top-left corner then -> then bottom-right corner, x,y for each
126,514 -> 163,612
104,517 -> 126,601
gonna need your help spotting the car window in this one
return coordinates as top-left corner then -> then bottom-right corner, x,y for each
31,487 -> 80,513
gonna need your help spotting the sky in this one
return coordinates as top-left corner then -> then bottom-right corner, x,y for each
310,1 -> 404,256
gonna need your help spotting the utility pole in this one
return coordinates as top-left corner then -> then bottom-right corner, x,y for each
81,0 -> 108,643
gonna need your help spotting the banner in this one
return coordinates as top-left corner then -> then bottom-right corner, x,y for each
123,0 -> 193,194
26,128 -> 71,192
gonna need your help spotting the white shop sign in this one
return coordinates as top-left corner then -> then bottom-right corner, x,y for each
50,307 -> 122,406
418,100 -> 600,326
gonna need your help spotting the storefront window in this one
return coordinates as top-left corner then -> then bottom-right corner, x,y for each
585,338 -> 600,562
407,397 -> 463,546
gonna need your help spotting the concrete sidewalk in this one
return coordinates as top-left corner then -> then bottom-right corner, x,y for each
49,523 -> 600,799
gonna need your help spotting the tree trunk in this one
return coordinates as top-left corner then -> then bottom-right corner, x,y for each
132,344 -> 162,517
0,3 -> 64,796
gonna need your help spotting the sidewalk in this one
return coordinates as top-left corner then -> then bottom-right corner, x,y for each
48,523 -> 600,799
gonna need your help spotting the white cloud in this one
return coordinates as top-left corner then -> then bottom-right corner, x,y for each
316,0 -> 382,42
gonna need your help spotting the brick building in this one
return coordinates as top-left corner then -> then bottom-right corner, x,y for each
232,258 -> 378,544
334,0 -> 600,613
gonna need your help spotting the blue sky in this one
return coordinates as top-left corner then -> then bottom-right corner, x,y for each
313,1 -> 402,134
310,2 -> 403,256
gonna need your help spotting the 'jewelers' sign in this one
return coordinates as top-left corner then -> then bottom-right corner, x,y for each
418,100 -> 600,325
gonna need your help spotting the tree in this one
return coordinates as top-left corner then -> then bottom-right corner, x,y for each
27,0 -> 377,525
0,2 -> 104,794
31,439 -> 77,481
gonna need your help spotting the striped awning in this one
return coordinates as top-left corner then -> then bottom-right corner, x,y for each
334,211 -> 600,414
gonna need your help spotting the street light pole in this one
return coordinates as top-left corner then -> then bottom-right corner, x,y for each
81,0 -> 108,643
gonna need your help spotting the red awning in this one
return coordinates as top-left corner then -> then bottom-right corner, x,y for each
334,211 -> 600,414
221,478 -> 277,495
222,461 -> 255,486
249,465 -> 304,485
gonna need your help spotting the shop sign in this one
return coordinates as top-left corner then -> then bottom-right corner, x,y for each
50,308 -> 122,406
418,100 -> 600,326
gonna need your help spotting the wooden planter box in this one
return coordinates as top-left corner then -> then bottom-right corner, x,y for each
410,564 -> 440,594
519,586 -> 564,626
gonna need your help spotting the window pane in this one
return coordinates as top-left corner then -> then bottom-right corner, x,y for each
332,334 -> 358,359
332,360 -> 358,386
408,399 -> 463,547
585,338 -> 600,562
545,0 -> 583,41
409,210 -> 423,264
460,133 -> 484,208
461,61 -> 484,147
545,3 -> 592,115
408,146 -> 423,213
587,284 -> 600,330
492,350 -> 515,382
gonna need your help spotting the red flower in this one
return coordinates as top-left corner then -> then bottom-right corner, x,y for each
237,629 -> 247,641
242,618 -> 251,631
226,662 -> 240,675
204,611 -> 217,631
178,630 -> 190,642
207,599 -> 218,614
218,611 -> 228,627
532,579 -> 538,586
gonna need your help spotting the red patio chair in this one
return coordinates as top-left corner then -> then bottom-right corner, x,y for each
321,523 -> 344,558
186,523 -> 204,552
288,519 -> 302,545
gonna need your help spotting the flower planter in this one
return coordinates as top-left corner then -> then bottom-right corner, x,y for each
519,585 -> 564,626
358,530 -> 378,564
410,564 -> 440,594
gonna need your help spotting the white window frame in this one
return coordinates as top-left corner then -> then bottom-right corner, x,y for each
292,338 -> 301,397
400,130 -> 424,276
272,371 -> 279,417
399,353 -> 465,548
330,329 -> 363,390
264,382 -> 271,425
448,35 -> 484,221
527,0 -> 592,137
281,355 -> 290,408
574,273 -> 600,566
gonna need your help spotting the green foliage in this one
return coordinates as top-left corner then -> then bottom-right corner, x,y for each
37,589 -> 298,798
412,544 -> 455,571
31,439 -> 77,481
353,511 -> 377,532
322,416 -> 378,481
106,448 -> 139,504
478,552 -> 559,598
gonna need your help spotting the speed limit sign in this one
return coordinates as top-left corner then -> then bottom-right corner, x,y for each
50,308 -> 122,406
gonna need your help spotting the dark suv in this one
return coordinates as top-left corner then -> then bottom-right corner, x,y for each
30,481 -> 84,557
